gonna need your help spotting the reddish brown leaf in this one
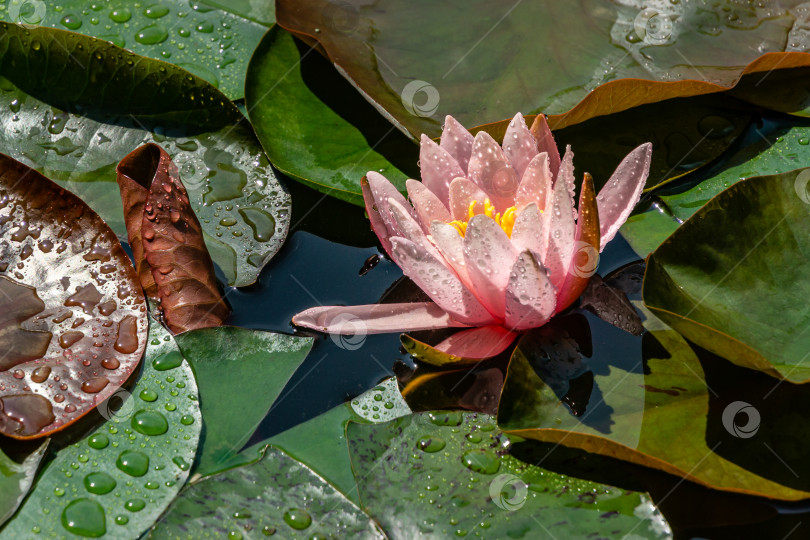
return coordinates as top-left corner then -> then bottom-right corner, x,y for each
116,144 -> 230,334
0,153 -> 148,439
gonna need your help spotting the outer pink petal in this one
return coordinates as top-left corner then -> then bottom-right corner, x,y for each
467,131 -> 519,212
510,203 -> 547,262
557,145 -> 577,219
430,221 -> 469,281
362,175 -> 393,255
406,179 -> 451,232
435,325 -> 517,359
515,152 -> 552,212
503,113 -> 538,180
462,215 -> 518,319
387,196 -> 444,262
543,167 -> 577,293
448,177 -> 487,221
292,303 -> 466,334
596,143 -> 653,251
440,116 -> 474,174
420,134 -> 465,205
529,114 -> 561,177
391,237 -> 495,326
505,251 -> 557,331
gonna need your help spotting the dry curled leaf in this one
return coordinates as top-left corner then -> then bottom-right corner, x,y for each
117,144 -> 230,334
0,153 -> 147,439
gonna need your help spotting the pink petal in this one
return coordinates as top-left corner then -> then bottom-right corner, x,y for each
448,177 -> 487,221
515,152 -> 552,212
440,116 -> 474,174
505,251 -> 557,330
420,134 -> 465,205
510,203 -> 547,262
365,171 -> 412,237
387,197 -> 444,263
557,145 -> 577,219
391,237 -> 495,326
430,221 -> 468,280
435,325 -> 517,359
467,131 -> 519,212
543,168 -> 577,293
362,175 -> 393,255
406,179 -> 451,232
529,114 -> 561,176
503,113 -> 538,179
292,302 -> 466,334
596,143 -> 653,251
462,215 -> 518,319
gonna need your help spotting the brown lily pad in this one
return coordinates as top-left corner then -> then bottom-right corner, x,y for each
117,144 -> 230,334
0,153 -> 147,439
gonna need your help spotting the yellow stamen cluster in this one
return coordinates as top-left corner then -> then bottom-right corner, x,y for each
449,199 -> 517,238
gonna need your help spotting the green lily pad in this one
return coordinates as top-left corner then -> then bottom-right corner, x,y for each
201,0 -> 275,26
0,25 -> 291,287
245,26 -> 416,205
498,308 -> 810,500
174,327 -> 314,478
348,411 -> 670,538
277,0 -> 806,137
6,0 -> 267,99
0,442 -> 47,526
644,169 -> 810,383
2,319 -> 202,538
148,445 -> 386,539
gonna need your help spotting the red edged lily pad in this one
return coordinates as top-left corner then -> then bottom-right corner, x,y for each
0,153 -> 147,439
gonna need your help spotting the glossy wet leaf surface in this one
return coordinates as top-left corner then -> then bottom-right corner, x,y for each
3,319 -> 202,538
0,442 -> 47,526
644,170 -> 810,383
149,445 -> 386,539
174,327 -> 314,477
117,144 -> 229,333
348,411 -> 670,538
0,153 -> 147,439
277,0 -> 810,137
8,0 -> 267,100
499,304 -> 810,500
0,52 -> 291,287
246,26 -> 416,205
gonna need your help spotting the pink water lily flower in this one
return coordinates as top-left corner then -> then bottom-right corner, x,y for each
294,113 -> 652,358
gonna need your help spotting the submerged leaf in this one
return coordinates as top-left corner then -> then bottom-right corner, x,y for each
0,153 -> 147,439
117,144 -> 229,333
149,445 -> 386,539
3,318 -> 202,538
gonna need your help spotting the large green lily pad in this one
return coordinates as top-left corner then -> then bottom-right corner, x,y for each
644,169 -> 810,383
2,319 -> 202,538
148,445 -> 386,539
174,327 -> 314,478
277,0 -> 810,137
245,26 -> 416,205
4,0 -> 266,99
348,411 -> 671,538
498,308 -> 810,500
